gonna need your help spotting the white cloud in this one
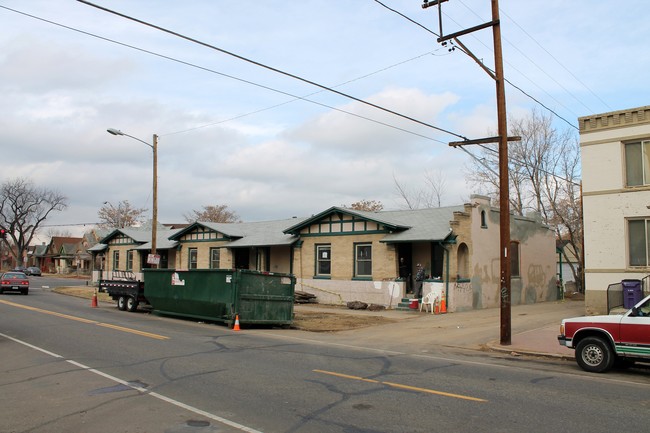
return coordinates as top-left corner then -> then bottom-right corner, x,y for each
0,0 -> 647,238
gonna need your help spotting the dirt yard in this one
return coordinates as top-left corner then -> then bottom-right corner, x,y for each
53,287 -> 396,332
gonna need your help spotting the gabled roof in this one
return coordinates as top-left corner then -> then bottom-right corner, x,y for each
59,243 -> 80,256
374,207 -> 464,243
284,206 -> 410,234
99,227 -> 182,250
171,218 -> 308,248
284,206 -> 463,243
32,244 -> 48,257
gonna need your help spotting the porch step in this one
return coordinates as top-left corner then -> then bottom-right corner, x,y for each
395,297 -> 421,311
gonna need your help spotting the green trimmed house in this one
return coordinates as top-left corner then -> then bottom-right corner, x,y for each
90,195 -> 557,312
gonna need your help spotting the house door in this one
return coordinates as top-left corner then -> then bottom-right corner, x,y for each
234,248 -> 250,270
398,244 -> 413,291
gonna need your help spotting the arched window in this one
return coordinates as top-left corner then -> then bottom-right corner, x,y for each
480,210 -> 487,228
457,243 -> 469,279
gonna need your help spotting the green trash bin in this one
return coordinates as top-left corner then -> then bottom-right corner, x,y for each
142,268 -> 295,327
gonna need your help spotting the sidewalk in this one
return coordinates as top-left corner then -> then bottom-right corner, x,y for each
292,298 -> 585,359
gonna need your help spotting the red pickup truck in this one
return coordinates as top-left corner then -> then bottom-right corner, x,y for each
558,294 -> 650,372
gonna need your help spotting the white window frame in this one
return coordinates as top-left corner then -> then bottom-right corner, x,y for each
354,243 -> 372,278
210,247 -> 220,269
188,248 -> 198,269
316,244 -> 331,276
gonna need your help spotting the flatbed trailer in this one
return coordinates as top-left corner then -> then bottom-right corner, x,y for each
98,271 -> 148,312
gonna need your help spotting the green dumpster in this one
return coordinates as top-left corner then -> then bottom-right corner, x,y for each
142,268 -> 295,327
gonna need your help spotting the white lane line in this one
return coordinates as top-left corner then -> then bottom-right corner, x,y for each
0,332 -> 262,433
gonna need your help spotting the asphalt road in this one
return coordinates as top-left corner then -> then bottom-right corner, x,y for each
1,288 -> 649,432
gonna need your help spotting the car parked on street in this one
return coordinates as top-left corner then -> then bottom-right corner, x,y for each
0,272 -> 29,295
12,265 -> 27,273
25,267 -> 42,276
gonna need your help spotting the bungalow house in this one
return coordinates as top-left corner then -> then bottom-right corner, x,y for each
284,195 -> 556,311
29,236 -> 94,274
579,105 -> 650,314
168,218 -> 306,272
89,225 -> 182,279
93,195 -> 557,312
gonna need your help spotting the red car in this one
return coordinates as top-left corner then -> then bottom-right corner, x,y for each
0,272 -> 29,295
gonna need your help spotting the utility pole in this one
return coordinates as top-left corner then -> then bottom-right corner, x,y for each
151,133 -> 158,265
424,0 -> 513,345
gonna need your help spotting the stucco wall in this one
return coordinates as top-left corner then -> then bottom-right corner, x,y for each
296,277 -> 404,306
449,197 -> 557,312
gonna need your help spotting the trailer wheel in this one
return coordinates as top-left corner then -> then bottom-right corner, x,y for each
117,296 -> 127,311
126,296 -> 139,312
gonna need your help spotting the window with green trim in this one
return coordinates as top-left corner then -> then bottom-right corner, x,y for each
355,243 -> 372,277
112,250 -> 120,270
316,244 -> 331,276
210,248 -> 220,269
188,248 -> 198,269
126,250 -> 133,271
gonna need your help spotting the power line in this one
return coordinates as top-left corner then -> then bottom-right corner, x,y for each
456,0 -> 595,114
374,0 -> 579,130
0,5 -> 447,144
436,8 -> 581,126
77,0 -> 469,141
474,143 -> 581,185
498,7 -> 612,112
162,51 -> 448,138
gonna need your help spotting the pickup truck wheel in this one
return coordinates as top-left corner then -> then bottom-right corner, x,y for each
117,296 -> 127,311
126,296 -> 138,312
575,336 -> 615,373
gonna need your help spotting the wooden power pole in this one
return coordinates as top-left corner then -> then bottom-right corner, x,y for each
424,0 -> 512,345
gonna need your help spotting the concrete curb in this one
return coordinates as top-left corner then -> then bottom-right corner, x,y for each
486,340 -> 575,360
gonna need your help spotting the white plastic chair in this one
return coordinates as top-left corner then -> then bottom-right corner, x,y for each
419,292 -> 439,314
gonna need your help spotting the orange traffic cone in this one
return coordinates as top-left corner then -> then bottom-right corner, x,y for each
91,289 -> 98,308
439,296 -> 447,314
233,314 -> 241,331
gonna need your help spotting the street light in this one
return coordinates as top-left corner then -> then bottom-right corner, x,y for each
107,128 -> 159,267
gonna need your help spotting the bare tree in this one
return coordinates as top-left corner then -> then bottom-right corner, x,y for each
46,228 -> 73,238
465,109 -> 583,289
423,169 -> 448,208
393,173 -> 420,210
393,169 -> 449,209
184,205 -> 241,223
344,199 -> 384,212
0,178 -> 68,267
97,200 -> 148,229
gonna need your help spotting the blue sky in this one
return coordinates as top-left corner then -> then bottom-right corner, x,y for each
1,1 -> 648,237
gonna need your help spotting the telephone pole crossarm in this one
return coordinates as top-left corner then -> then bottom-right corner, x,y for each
448,136 -> 521,148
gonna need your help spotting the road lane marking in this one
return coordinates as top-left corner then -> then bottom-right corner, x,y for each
1,333 -> 262,433
97,322 -> 168,340
0,299 -> 169,340
314,369 -> 488,402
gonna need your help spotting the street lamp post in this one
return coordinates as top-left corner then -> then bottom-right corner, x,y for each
107,128 -> 159,267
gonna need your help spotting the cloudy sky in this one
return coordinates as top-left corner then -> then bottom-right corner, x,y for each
1,1 -> 648,238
